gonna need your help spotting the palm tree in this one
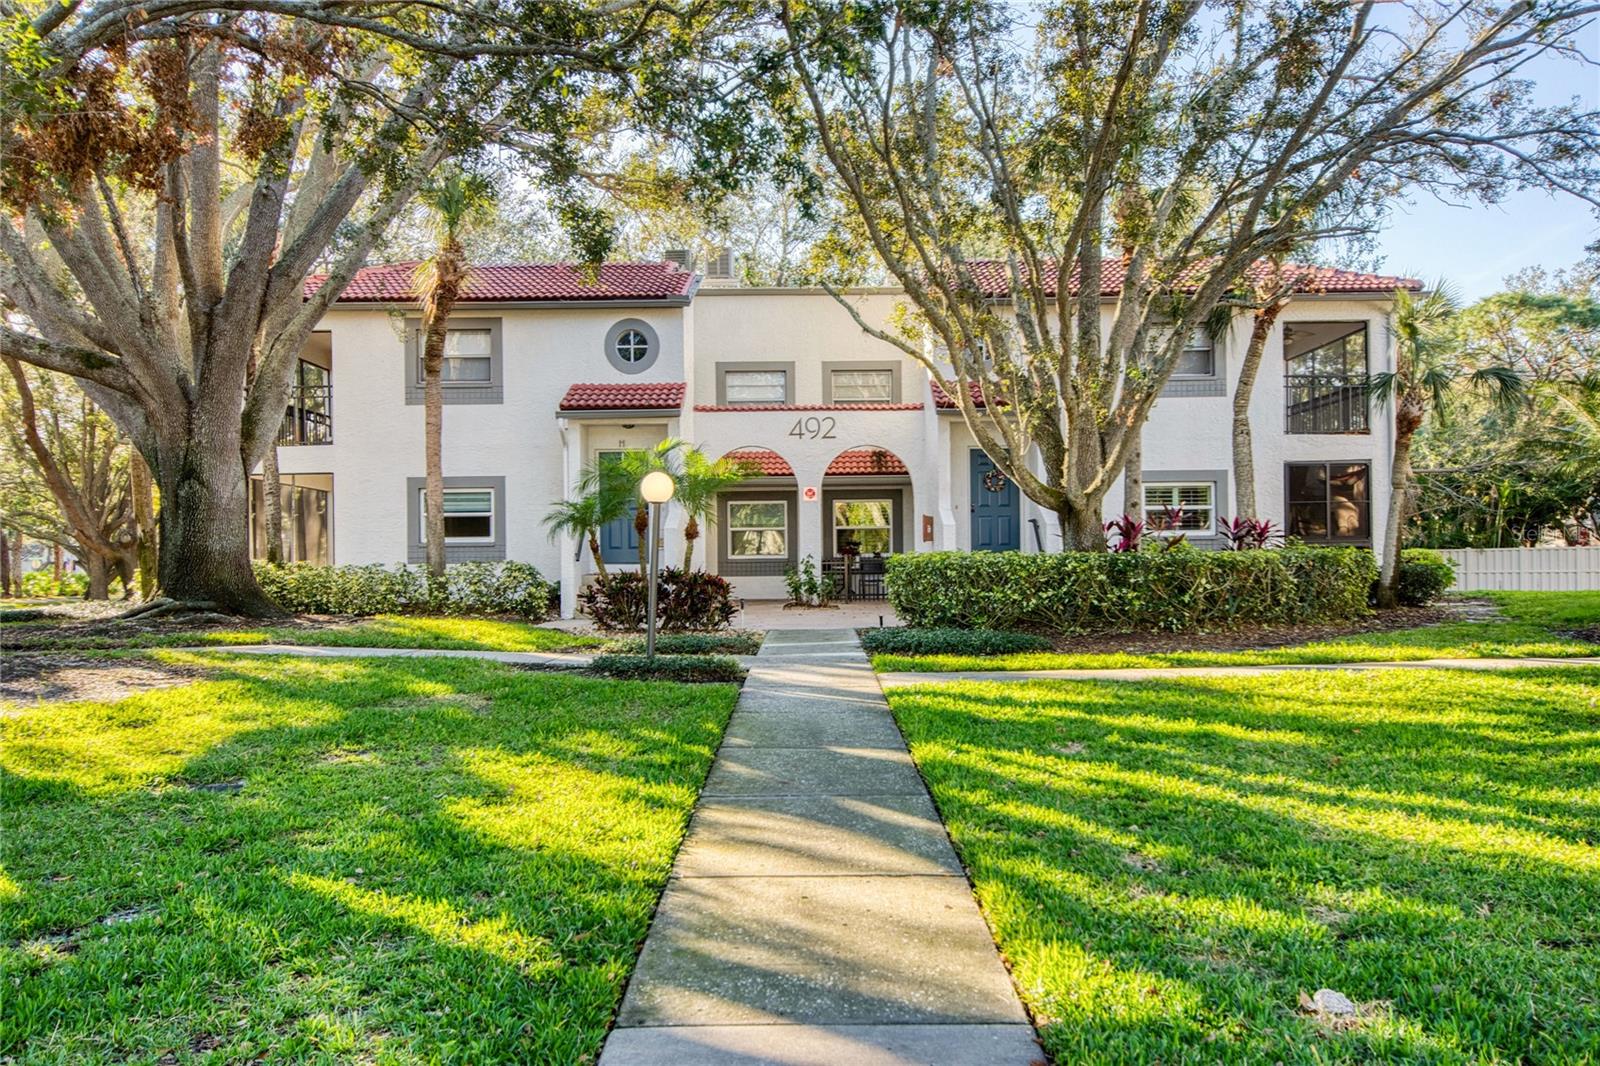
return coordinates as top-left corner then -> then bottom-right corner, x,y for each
675,449 -> 757,569
591,439 -> 685,571
543,491 -> 613,580
1371,283 -> 1524,607
415,170 -> 489,577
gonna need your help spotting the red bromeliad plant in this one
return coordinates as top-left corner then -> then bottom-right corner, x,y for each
1218,516 -> 1282,550
1104,514 -> 1145,552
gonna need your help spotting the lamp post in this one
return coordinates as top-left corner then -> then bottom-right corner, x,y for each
639,470 -> 676,660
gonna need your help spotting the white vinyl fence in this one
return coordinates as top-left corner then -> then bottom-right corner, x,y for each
1434,547 -> 1600,592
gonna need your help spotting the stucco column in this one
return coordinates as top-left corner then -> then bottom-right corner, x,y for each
557,418 -> 581,619
932,415 -> 958,549
793,460 -> 826,570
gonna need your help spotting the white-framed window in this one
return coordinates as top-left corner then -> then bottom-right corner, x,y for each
727,500 -> 788,557
1172,328 -> 1215,377
614,328 -> 651,365
833,499 -> 893,554
417,328 -> 493,383
724,370 -> 788,404
420,486 -> 496,543
1143,482 -> 1215,535
830,368 -> 894,403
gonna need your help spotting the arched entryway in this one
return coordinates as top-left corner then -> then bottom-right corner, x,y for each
820,446 -> 911,601
708,448 -> 799,600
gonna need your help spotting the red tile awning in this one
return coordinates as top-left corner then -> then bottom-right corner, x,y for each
825,449 -> 908,476
724,450 -> 795,477
930,380 -> 992,410
558,382 -> 685,411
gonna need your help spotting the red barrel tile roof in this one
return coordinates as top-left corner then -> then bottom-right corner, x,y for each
724,450 -> 795,477
558,382 -> 685,411
825,449 -> 909,476
963,259 -> 1421,299
693,403 -> 924,412
308,261 -> 696,303
930,380 -> 994,409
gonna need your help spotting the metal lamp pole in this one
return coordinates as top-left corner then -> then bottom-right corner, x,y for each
639,471 -> 676,661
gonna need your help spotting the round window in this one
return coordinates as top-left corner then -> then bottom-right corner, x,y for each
615,329 -> 650,364
604,319 -> 660,374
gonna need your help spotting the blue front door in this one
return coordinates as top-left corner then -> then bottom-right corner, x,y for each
970,450 -> 1020,551
597,451 -> 640,565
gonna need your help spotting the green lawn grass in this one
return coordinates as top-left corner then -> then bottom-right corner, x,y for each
1,654 -> 737,1063
874,591 -> 1600,672
1,614 -> 605,653
887,667 -> 1600,1063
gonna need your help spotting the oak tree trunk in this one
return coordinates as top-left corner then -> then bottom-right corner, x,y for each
1058,504 -> 1106,551
153,424 -> 283,616
85,553 -> 112,600
130,452 -> 158,600
0,529 -> 11,596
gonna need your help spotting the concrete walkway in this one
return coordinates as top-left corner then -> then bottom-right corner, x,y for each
876,656 -> 1600,687
600,628 -> 1039,1066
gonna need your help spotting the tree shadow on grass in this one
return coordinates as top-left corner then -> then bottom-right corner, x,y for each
1,654 -> 736,1064
888,668 -> 1600,1065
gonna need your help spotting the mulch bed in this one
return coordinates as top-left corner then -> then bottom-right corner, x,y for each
1039,606 -> 1453,656
1,654 -> 213,705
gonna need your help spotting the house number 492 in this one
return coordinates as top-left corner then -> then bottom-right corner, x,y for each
788,416 -> 837,439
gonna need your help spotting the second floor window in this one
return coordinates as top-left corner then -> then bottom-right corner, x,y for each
418,328 -> 493,383
1285,323 -> 1368,433
830,368 -> 895,403
1172,329 -> 1215,377
725,370 -> 788,404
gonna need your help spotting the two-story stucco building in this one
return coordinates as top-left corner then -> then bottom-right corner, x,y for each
269,257 -> 1414,617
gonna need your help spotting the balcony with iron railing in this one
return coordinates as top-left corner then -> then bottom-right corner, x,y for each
1285,374 -> 1368,434
278,385 -> 333,445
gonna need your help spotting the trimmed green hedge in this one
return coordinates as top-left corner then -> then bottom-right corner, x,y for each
858,626 -> 1051,656
253,561 -> 553,618
602,632 -> 764,656
1395,549 -> 1457,607
886,548 -> 1376,633
588,653 -> 746,683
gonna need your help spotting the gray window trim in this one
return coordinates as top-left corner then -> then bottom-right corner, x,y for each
823,487 -> 905,556
406,475 -> 507,562
1159,324 -> 1227,399
716,361 -> 795,405
716,489 -> 798,576
605,318 -> 661,374
1140,469 -> 1229,546
404,317 -> 503,405
822,360 -> 902,404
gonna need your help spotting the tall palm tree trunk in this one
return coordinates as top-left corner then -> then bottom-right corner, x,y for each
420,236 -> 466,578
1232,304 -> 1283,519
1378,392 -> 1426,608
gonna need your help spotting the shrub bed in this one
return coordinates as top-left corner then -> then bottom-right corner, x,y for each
886,547 -> 1376,633
602,631 -> 764,656
1394,548 -> 1457,606
579,569 -> 738,631
253,561 -> 553,619
588,653 -> 746,683
858,626 -> 1051,656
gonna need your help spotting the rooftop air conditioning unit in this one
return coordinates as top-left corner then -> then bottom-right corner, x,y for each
704,247 -> 736,286
663,248 -> 694,271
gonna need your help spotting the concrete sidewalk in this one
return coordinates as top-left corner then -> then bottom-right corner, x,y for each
876,655 -> 1600,687
600,628 -> 1039,1066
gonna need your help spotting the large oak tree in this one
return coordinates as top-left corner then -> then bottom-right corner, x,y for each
773,0 -> 1600,548
1,0 -> 767,613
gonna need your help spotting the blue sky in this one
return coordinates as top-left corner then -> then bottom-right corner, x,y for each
1365,24 -> 1599,299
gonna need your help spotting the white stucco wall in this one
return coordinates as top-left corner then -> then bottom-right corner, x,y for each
279,285 -> 1398,611
276,303 -> 688,581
